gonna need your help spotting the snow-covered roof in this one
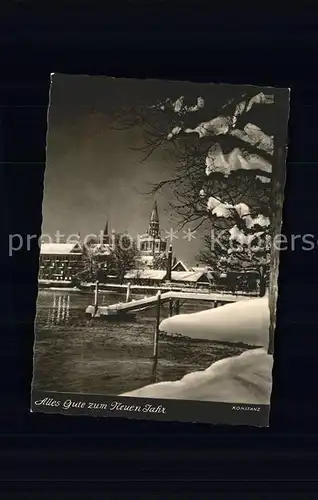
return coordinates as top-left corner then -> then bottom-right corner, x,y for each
191,266 -> 212,272
219,270 -> 260,277
125,270 -> 166,280
171,271 -> 210,283
40,243 -> 81,255
91,243 -> 111,255
171,260 -> 189,272
124,269 -> 210,283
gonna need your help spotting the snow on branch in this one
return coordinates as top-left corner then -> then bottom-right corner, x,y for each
234,203 -> 250,218
164,91 -> 274,156
232,100 -> 247,127
185,116 -> 232,138
232,92 -> 274,123
244,214 -> 270,229
229,225 -> 265,246
172,96 -> 205,114
207,197 -> 234,217
205,143 -> 272,178
167,126 -> 182,140
230,124 -> 273,155
154,96 -> 205,116
159,91 -> 272,118
246,92 -> 274,111
256,175 -> 271,184
206,197 -> 270,229
186,117 -> 273,155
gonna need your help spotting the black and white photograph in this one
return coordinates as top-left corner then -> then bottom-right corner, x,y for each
31,74 -> 289,425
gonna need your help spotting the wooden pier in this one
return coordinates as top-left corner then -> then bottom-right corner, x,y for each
85,281 -> 252,379
85,284 -> 251,319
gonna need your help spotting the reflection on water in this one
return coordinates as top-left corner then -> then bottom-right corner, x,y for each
46,293 -> 70,326
40,290 -> 135,328
33,290 -> 249,395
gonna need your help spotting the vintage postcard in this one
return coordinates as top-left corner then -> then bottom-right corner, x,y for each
31,74 -> 289,425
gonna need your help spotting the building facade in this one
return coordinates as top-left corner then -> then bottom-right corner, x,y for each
39,243 -> 83,282
39,222 -> 112,283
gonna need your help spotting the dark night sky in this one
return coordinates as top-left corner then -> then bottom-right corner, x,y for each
43,74 -> 252,265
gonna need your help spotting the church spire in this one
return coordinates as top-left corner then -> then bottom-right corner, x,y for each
149,200 -> 160,238
150,200 -> 159,223
103,220 -> 109,244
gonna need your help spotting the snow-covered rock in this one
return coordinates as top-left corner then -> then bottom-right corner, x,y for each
159,297 -> 269,347
121,348 -> 273,404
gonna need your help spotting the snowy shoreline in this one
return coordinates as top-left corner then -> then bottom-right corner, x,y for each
121,298 -> 273,404
122,348 -> 273,404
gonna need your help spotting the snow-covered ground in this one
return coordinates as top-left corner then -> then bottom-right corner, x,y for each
122,348 -> 273,404
159,297 -> 269,347
121,298 -> 273,404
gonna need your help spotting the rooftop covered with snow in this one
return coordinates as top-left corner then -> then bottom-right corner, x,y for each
124,269 -> 210,283
91,243 -> 111,255
171,271 -> 210,283
40,243 -> 82,255
171,260 -> 189,272
125,270 -> 166,280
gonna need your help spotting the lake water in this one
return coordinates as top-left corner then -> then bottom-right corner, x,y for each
32,289 -> 250,395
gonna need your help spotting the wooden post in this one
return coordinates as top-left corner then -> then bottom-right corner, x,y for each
259,265 -> 266,298
175,299 -> 180,315
93,280 -> 99,316
153,290 -> 161,360
169,298 -> 173,317
165,245 -> 173,282
126,282 -> 131,303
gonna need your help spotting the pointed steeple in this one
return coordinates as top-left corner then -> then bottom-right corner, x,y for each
150,200 -> 159,223
103,220 -> 109,244
149,200 -> 160,238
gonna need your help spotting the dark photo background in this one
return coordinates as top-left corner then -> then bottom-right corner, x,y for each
1,2 -> 318,492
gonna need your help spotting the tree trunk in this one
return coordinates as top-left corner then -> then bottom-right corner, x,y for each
259,265 -> 266,298
268,89 -> 289,354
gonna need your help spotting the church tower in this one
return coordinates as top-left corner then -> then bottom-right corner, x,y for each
102,220 -> 109,245
149,200 -> 160,238
137,200 -> 167,268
